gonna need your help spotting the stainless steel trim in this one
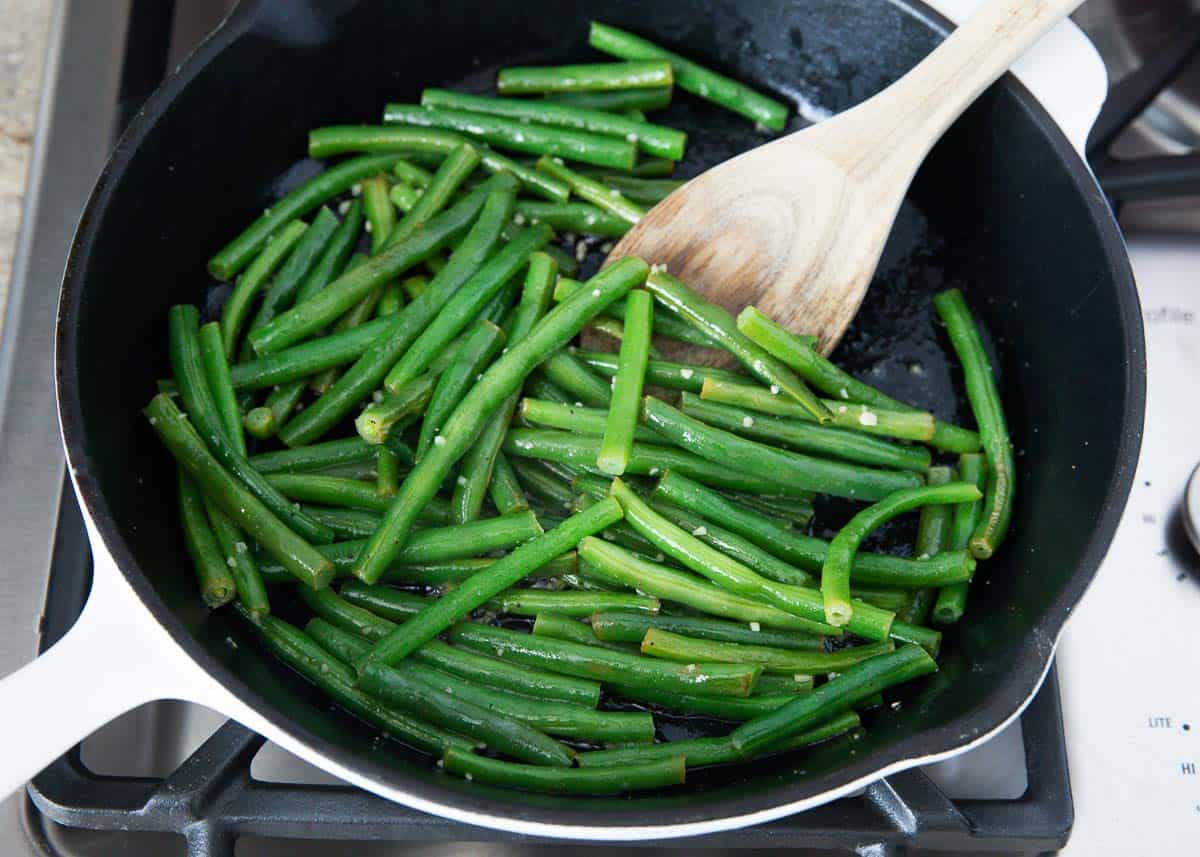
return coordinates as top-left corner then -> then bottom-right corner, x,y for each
0,0 -> 130,853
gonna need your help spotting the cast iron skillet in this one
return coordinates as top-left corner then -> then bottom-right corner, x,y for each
52,0 -> 1143,837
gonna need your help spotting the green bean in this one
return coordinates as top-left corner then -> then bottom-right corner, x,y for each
421,89 -> 686,161
342,612 -> 616,738
304,595 -> 601,706
578,537 -> 838,635
555,280 -> 719,348
727,492 -> 814,527
536,155 -> 645,225
490,590 -> 659,617
450,623 -> 760,698
853,585 -> 912,612
648,499 -> 815,588
416,321 -> 506,459
509,458 -> 575,512
488,452 -> 530,515
360,499 -> 622,667
309,125 -> 571,200
354,373 -> 438,446
239,611 -> 470,754
933,289 -> 1014,558
382,226 -> 550,396
306,253 -> 375,395
611,478 -> 869,635
387,143 -> 481,250
538,353 -> 613,408
403,659 -> 655,743
148,395 -> 334,587
571,348 -> 744,392
245,206 -> 343,340
250,178 -> 500,356
732,645 -> 937,756
515,201 -> 628,238
441,746 -> 681,793
389,182 -> 421,212
752,673 -> 818,696
169,306 -> 334,544
933,453 -> 987,624
580,711 -> 861,770
645,272 -> 828,420
450,254 -> 559,525
300,506 -> 384,540
379,554 -> 575,587
358,660 -> 574,766
642,397 -> 920,501
177,470 -> 236,607
376,281 -> 405,317
545,87 -> 673,113
821,483 -> 982,627
337,582 -> 434,623
382,104 -> 636,170
735,306 -> 912,407
208,154 -> 404,280
698,378 -> 935,443
360,174 -> 395,253
214,317 -> 392,392
654,470 -> 971,588
590,611 -> 825,651
597,290 -> 652,475
220,220 -> 308,358
376,447 -> 401,497
264,473 -> 400,513
896,466 -> 955,625
242,407 -> 275,440
531,613 -> 636,653
196,323 -> 245,456
203,497 -> 270,617
280,181 -> 516,447
353,258 -> 648,583
250,437 -> 377,474
588,22 -> 787,131
679,393 -> 931,473
642,629 -> 893,676
261,512 -> 546,584
394,158 -> 434,186
593,175 -> 683,206
498,60 -> 674,95
518,399 -> 657,443
505,428 -> 799,494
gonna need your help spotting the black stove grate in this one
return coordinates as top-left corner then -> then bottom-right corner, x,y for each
23,2 -> 1080,855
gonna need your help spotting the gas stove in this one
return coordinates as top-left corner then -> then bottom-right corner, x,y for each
0,1 -> 1194,854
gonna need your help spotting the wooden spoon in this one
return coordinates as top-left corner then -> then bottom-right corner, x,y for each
609,0 -> 1082,358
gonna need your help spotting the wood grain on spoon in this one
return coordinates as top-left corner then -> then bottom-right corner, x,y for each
608,0 -> 1081,359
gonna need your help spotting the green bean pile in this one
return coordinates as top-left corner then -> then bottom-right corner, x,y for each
147,21 -> 1016,795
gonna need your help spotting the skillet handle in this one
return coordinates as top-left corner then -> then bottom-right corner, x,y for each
0,544 -> 208,800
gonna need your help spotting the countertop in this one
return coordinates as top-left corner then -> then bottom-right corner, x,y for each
0,0 -> 52,320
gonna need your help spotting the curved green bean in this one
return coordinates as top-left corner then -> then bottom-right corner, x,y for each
933,453 -> 987,624
821,482 -> 982,627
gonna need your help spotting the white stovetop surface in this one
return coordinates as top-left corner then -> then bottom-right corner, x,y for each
1057,234 -> 1200,855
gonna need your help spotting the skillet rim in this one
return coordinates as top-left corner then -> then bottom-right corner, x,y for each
53,0 -> 1145,835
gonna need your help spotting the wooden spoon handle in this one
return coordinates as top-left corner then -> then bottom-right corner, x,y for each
813,0 -> 1084,172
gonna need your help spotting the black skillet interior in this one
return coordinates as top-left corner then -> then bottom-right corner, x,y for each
57,0 -> 1142,829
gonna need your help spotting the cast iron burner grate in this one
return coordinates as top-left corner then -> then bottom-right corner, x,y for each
19,1 -> 1102,854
